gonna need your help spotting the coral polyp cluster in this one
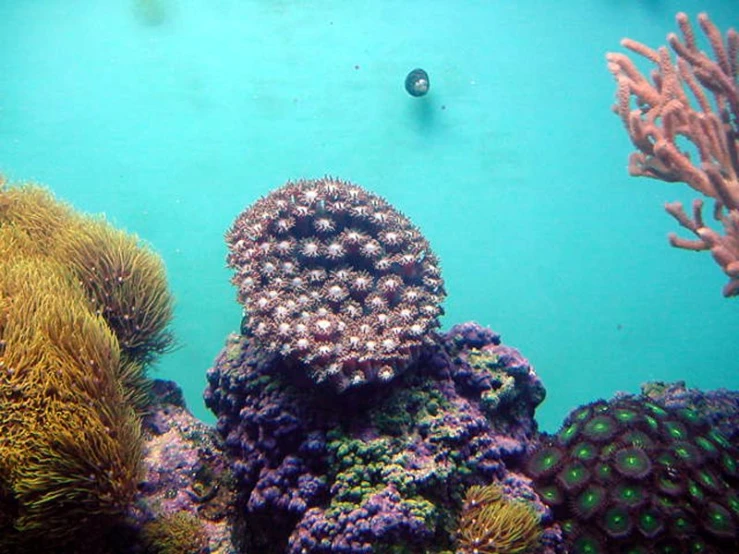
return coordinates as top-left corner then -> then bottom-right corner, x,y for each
0,184 -> 174,376
456,483 -> 542,554
226,177 -> 445,391
0,256 -> 143,552
526,395 -> 739,553
141,511 -> 209,554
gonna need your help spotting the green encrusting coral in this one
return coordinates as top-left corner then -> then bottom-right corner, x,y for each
0,180 -> 175,551
466,349 -> 519,414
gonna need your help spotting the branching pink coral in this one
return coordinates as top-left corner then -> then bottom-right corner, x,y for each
226,177 -> 446,391
607,12 -> 739,296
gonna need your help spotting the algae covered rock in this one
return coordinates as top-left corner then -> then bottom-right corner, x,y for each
205,322 -> 550,553
135,380 -> 240,554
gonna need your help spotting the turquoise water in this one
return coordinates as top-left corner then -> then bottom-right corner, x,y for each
0,1 -> 736,431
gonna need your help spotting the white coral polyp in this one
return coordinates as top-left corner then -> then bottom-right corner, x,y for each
325,242 -> 345,259
377,365 -> 395,382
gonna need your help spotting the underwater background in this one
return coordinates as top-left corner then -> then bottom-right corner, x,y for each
0,0 -> 736,431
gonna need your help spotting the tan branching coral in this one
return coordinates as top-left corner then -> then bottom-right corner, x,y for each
456,484 -> 541,554
226,176 -> 446,391
607,13 -> 739,296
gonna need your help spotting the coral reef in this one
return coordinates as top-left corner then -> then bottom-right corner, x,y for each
205,321 -> 559,553
526,393 -> 739,553
225,176 -> 446,391
132,380 -> 240,554
607,13 -> 739,296
456,483 -> 542,554
640,380 -> 739,441
0,182 -> 175,551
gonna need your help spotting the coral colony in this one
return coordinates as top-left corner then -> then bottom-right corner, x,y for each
0,184 -> 174,552
205,321 -> 552,553
527,396 -> 739,553
208,177 -> 554,552
0,11 -> 737,554
224,177 -> 446,392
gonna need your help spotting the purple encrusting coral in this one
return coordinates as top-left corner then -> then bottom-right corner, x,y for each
204,321 -> 563,553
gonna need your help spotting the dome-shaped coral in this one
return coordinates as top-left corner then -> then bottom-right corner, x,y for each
526,395 -> 739,553
226,177 -> 446,391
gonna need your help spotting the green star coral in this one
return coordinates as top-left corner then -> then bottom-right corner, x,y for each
527,395 -> 739,553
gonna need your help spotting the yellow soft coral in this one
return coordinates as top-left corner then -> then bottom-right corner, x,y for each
0,183 -> 174,408
456,484 -> 541,554
142,512 -> 209,554
0,182 -> 175,551
0,256 -> 142,550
